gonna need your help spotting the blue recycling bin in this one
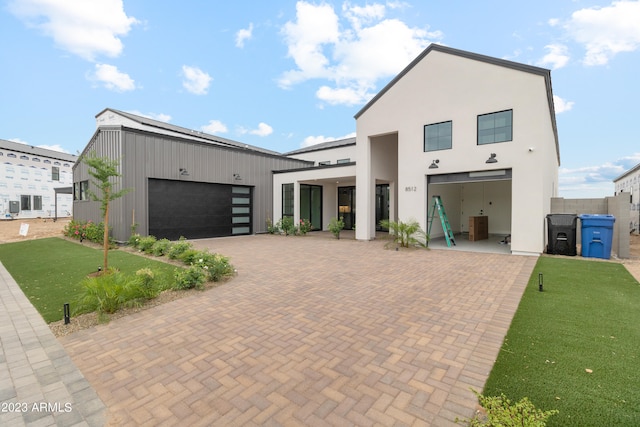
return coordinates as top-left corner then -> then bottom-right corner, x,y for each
579,214 -> 615,259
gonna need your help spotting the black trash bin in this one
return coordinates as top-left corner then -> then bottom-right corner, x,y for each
546,214 -> 578,256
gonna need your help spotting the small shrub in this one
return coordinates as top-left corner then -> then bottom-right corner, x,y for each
276,216 -> 295,236
266,217 -> 279,234
178,248 -> 203,265
133,268 -> 160,299
379,218 -> 428,248
151,238 -> 172,256
127,233 -> 142,248
203,253 -> 235,282
63,220 -> 111,244
137,236 -> 157,253
328,216 -> 345,239
296,218 -> 313,235
456,390 -> 559,427
167,238 -> 193,260
174,265 -> 206,290
73,269 -> 138,315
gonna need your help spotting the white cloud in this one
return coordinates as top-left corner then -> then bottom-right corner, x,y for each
181,65 -> 212,95
553,95 -> 575,113
548,18 -> 560,27
91,63 -> 135,92
9,0 -> 138,61
558,152 -> 640,197
565,0 -> 640,66
201,120 -> 228,134
9,138 -> 69,153
301,132 -> 356,148
236,23 -> 253,48
128,111 -> 171,122
279,1 -> 440,106
539,44 -> 570,69
250,123 -> 273,137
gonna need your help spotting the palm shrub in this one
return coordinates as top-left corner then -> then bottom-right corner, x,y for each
73,269 -> 143,316
379,218 -> 428,248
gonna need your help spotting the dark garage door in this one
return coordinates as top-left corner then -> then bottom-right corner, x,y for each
148,179 -> 252,240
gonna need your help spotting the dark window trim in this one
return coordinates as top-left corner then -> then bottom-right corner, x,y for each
282,183 -> 294,218
477,109 -> 513,145
424,120 -> 453,152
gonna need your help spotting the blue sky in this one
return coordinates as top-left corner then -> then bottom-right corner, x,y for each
1,0 -> 639,198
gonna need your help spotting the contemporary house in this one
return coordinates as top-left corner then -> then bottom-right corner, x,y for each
614,162 -> 640,234
0,138 -> 76,219
74,45 -> 560,255
274,44 -> 559,256
72,109 -> 311,242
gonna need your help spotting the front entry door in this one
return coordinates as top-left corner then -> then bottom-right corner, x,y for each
376,184 -> 389,230
300,184 -> 322,231
338,186 -> 355,230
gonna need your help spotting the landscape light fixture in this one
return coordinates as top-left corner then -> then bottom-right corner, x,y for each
539,273 -> 544,292
428,159 -> 440,169
486,153 -> 498,164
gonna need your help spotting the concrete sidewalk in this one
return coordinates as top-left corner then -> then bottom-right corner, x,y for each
0,262 -> 106,426
59,235 -> 537,426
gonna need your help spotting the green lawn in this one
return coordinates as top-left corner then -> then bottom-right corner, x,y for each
484,256 -> 640,426
0,237 -> 179,323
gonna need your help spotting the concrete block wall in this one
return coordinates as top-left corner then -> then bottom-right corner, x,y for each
550,193 -> 630,258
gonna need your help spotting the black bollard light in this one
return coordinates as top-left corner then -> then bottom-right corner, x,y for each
63,303 -> 70,324
538,273 -> 544,292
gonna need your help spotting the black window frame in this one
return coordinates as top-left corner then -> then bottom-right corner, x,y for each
74,180 -> 89,201
477,109 -> 513,145
20,195 -> 31,211
282,183 -> 294,218
424,120 -> 453,152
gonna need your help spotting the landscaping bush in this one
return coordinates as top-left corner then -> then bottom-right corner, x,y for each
266,217 -> 279,234
151,238 -> 172,256
74,269 -> 142,315
456,390 -> 558,427
174,265 -> 207,290
379,218 -> 428,248
137,235 -> 157,253
127,233 -> 142,248
296,218 -> 313,235
178,248 -> 202,265
63,220 -> 110,244
276,216 -> 295,236
328,216 -> 345,239
167,237 -> 193,260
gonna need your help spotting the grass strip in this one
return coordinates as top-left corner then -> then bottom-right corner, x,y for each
484,256 -> 640,426
0,237 -> 178,323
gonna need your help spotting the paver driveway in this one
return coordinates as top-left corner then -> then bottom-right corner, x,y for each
60,234 -> 537,426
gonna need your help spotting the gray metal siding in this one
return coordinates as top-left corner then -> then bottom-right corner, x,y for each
75,127 -> 310,242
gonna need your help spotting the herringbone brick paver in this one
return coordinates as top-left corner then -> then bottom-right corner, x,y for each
59,234 -> 536,426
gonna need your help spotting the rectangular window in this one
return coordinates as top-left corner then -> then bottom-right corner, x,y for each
74,180 -> 89,201
34,195 -> 42,210
318,161 -> 331,166
21,195 -> 31,210
424,121 -> 452,151
336,158 -> 350,164
478,110 -> 512,145
282,183 -> 294,218
52,166 -> 60,181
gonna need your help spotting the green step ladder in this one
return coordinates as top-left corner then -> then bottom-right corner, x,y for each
428,195 -> 456,247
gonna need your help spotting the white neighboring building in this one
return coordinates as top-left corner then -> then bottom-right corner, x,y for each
0,139 -> 76,219
276,44 -> 560,256
614,162 -> 640,234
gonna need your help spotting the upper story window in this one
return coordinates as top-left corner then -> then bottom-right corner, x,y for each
424,120 -> 452,151
336,158 -> 350,164
74,181 -> 89,201
7,153 -> 16,158
33,157 -> 40,162
318,161 -> 331,166
478,110 -> 512,145
44,159 -> 51,164
52,166 -> 60,181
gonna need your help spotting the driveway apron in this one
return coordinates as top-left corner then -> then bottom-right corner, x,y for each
59,234 -> 537,426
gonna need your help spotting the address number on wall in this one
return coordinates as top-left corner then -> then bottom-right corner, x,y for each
404,186 -> 417,192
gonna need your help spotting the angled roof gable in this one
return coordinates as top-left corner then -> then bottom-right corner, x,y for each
284,137 -> 356,156
96,108 -> 281,156
354,44 -> 560,164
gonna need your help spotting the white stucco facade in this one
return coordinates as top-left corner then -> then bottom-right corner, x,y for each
355,45 -> 559,255
274,45 -> 560,256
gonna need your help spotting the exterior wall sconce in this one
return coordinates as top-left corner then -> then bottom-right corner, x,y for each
179,168 -> 189,176
486,153 -> 498,164
429,159 -> 440,169
233,173 -> 242,181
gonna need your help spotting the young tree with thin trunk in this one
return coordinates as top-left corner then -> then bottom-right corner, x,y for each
83,152 -> 131,271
